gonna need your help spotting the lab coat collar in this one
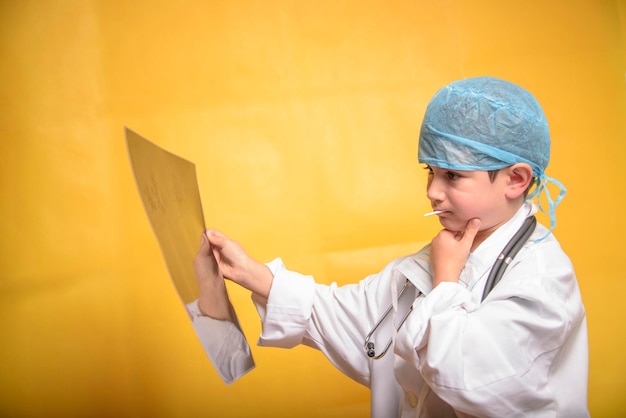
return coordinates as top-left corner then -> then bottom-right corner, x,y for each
467,202 -> 537,294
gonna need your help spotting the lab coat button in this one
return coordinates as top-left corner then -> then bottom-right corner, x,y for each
407,392 -> 418,408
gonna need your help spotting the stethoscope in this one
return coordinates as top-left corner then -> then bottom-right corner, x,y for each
363,215 -> 537,359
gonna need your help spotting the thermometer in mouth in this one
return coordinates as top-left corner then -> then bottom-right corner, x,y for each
423,210 -> 445,217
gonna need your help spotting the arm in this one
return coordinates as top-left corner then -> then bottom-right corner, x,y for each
254,257 -> 408,387
394,236 -> 585,416
193,232 -> 235,321
190,231 -> 256,384
205,228 -> 404,386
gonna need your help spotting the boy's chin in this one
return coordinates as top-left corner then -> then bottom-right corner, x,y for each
439,218 -> 469,233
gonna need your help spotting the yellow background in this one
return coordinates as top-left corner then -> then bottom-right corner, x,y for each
1,1 -> 625,417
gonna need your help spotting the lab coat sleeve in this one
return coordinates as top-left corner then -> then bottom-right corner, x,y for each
186,300 -> 255,385
394,243 -> 586,417
253,258 -> 398,387
252,258 -> 317,348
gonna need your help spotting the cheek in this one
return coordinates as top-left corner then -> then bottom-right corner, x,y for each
466,193 -> 505,224
447,192 -> 478,216
448,193 -> 492,222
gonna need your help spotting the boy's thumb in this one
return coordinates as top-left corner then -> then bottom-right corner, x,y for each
207,229 -> 227,248
464,218 -> 481,241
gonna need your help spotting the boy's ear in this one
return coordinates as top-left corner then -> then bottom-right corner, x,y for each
505,163 -> 533,199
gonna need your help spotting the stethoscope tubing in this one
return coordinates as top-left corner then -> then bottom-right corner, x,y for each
363,279 -> 414,359
481,216 -> 537,301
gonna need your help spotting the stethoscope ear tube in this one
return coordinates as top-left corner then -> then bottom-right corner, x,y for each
480,216 -> 537,301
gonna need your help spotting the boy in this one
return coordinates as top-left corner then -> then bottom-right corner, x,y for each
194,77 -> 589,417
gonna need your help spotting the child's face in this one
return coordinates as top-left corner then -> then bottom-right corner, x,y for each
425,165 -> 511,233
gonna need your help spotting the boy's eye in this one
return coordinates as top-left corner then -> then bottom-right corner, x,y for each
423,165 -> 460,180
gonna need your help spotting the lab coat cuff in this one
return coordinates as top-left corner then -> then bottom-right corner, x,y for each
186,300 -> 255,385
253,258 -> 315,348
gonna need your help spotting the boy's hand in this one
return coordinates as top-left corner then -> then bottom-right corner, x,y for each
193,232 -> 234,321
430,218 -> 481,288
205,229 -> 274,298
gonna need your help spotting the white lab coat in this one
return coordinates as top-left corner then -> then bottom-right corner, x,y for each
253,203 -> 589,417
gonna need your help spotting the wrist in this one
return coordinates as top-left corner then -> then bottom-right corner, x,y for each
237,261 -> 273,298
433,276 -> 459,287
197,280 -> 234,321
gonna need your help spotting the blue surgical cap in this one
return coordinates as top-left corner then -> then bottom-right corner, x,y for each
418,76 -> 565,235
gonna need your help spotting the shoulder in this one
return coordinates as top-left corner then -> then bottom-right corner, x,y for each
503,223 -> 583,309
524,223 -> 574,273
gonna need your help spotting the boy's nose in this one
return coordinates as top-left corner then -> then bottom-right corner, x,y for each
426,178 -> 445,203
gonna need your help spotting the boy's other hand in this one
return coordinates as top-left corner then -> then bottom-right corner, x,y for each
430,218 -> 481,288
206,229 -> 274,298
193,232 -> 233,321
